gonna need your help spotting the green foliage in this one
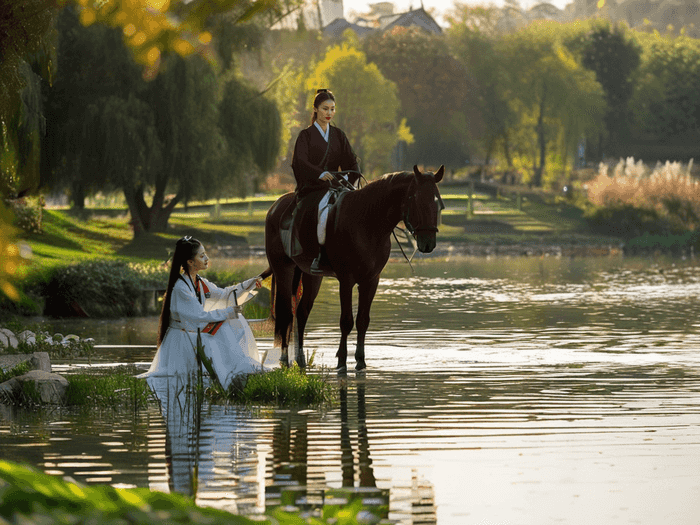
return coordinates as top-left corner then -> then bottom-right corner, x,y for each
226,367 -> 335,406
6,195 -> 44,233
13,337 -> 95,362
0,458 -> 373,525
629,32 -> 700,158
218,75 -> 282,195
0,361 -> 32,383
0,459 -> 260,525
624,231 -> 700,256
497,22 -> 606,185
64,365 -> 153,409
571,21 -> 641,157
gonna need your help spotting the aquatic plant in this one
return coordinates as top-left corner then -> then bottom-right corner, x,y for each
224,367 -> 336,406
64,365 -> 153,410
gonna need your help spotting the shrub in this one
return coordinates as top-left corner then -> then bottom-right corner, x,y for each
0,361 -> 31,383
584,202 -> 671,239
6,196 -> 44,233
42,260 -> 168,318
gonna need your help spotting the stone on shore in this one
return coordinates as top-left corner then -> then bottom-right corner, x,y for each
0,329 -> 18,349
0,370 -> 68,405
0,352 -> 51,373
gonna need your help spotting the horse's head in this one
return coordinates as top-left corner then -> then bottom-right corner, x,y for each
402,165 -> 445,253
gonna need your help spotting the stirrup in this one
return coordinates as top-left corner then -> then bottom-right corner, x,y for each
310,255 -> 325,275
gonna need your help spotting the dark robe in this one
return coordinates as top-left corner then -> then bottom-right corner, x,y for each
289,124 -> 360,255
291,124 -> 360,199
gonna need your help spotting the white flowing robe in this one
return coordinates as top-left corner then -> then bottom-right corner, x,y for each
138,275 -> 266,388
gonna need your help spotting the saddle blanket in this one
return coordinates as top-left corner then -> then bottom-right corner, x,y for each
317,190 -> 332,245
317,174 -> 353,245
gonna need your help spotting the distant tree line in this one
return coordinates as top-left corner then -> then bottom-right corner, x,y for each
5,0 -> 700,233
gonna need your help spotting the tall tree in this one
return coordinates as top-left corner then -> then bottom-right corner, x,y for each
44,7 -> 282,235
498,23 -> 605,186
567,21 -> 641,159
446,4 -> 515,172
364,26 -> 472,169
629,32 -> 700,160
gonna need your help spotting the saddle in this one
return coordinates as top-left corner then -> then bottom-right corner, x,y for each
280,187 -> 349,259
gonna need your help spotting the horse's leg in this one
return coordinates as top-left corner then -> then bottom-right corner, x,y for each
336,279 -> 355,371
274,266 -> 295,367
355,276 -> 380,371
294,272 -> 323,368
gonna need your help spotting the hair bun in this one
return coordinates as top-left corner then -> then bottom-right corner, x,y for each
316,88 -> 331,94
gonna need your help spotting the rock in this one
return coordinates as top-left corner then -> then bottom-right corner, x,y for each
0,328 -> 18,349
0,352 -> 51,373
17,330 -> 36,345
12,370 -> 68,404
0,377 -> 21,403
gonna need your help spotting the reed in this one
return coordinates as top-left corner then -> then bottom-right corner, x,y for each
587,157 -> 700,231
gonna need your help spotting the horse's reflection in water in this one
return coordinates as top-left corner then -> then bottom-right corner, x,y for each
266,377 -> 436,523
267,377 -> 387,519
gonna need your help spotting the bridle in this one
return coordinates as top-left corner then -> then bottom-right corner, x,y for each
401,179 -> 445,236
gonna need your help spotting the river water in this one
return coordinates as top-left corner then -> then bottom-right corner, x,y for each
2,254 -> 700,524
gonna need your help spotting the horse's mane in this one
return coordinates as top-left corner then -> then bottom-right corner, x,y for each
344,171 -> 414,217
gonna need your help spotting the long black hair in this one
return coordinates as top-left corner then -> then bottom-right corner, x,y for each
311,88 -> 335,125
157,236 -> 202,346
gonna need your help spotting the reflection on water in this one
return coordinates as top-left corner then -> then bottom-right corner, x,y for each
3,256 -> 700,524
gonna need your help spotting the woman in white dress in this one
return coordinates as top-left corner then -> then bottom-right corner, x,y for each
138,236 -> 267,389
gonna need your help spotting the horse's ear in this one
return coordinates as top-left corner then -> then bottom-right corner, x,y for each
434,165 -> 444,183
413,165 -> 421,178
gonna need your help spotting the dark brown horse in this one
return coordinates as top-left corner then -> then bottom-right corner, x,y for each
265,165 -> 444,371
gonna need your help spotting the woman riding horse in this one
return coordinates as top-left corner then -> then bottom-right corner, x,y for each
266,164 -> 445,371
291,89 -> 361,274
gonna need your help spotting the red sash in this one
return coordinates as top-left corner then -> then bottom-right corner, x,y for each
202,320 -> 224,335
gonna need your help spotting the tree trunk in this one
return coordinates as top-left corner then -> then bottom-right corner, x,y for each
533,89 -> 547,187
123,182 -> 181,237
123,184 -> 146,237
71,180 -> 85,210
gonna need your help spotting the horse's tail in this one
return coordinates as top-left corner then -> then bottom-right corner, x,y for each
260,266 -> 275,321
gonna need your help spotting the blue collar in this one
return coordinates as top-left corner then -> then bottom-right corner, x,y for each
314,121 -> 330,142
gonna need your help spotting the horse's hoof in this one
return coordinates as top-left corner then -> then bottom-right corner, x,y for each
355,361 -> 367,371
336,364 -> 347,374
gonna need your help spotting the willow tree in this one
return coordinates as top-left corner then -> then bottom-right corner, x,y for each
498,23 -> 605,186
44,6 -> 282,235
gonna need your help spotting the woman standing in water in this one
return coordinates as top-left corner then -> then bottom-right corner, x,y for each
291,89 -> 361,273
139,236 -> 265,388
